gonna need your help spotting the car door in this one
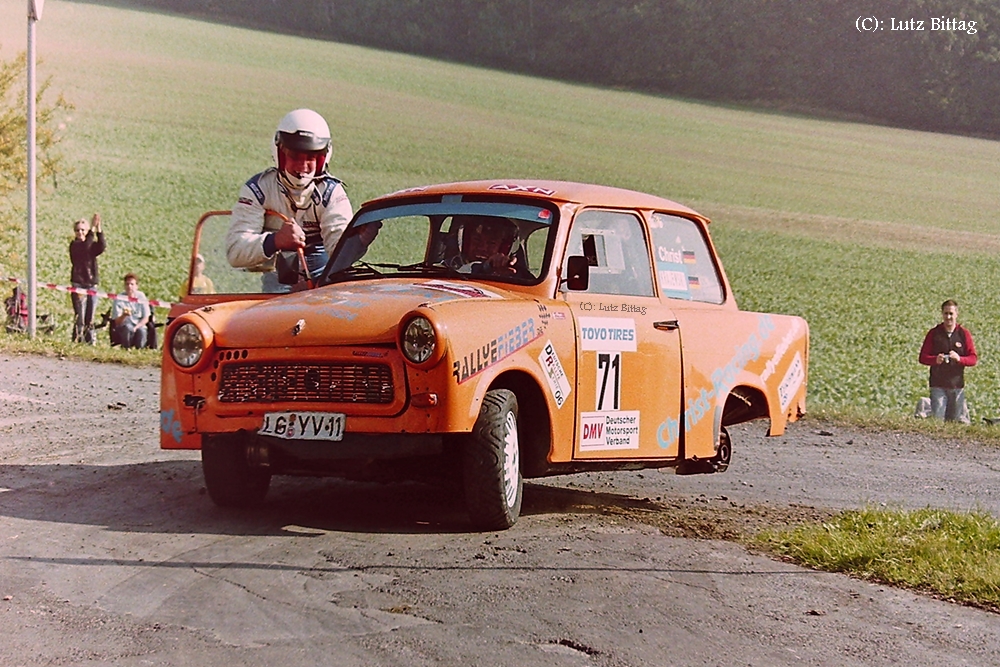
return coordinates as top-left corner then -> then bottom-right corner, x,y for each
561,209 -> 684,459
647,211 -> 764,460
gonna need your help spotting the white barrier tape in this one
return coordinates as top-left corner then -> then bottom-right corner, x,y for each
4,276 -> 173,308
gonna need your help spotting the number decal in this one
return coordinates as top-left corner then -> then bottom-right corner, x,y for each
596,352 -> 621,411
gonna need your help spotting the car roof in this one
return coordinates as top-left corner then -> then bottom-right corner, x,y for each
365,180 -> 710,223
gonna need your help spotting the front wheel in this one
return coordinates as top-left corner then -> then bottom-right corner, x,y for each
463,389 -> 522,530
202,434 -> 271,507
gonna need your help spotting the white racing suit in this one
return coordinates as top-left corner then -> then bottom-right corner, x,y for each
226,167 -> 353,282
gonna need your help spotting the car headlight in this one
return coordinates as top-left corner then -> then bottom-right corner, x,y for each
401,316 -> 436,364
171,322 -> 205,368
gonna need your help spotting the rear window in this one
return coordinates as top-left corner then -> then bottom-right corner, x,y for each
648,213 -> 724,304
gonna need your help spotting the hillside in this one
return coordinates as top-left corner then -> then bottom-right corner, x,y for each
67,0 -> 1000,140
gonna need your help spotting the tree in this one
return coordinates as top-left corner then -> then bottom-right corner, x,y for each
0,47 -> 72,271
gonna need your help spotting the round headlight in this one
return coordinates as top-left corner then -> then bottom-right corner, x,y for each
171,322 -> 205,368
402,316 -> 436,364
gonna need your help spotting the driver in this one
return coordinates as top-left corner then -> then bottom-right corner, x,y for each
445,216 -> 526,277
226,108 -> 353,292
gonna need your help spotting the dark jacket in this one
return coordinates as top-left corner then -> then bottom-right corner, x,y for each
69,231 -> 106,287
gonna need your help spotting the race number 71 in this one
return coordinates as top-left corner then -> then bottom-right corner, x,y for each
596,352 -> 621,411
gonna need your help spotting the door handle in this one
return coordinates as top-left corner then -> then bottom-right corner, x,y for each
654,320 -> 679,331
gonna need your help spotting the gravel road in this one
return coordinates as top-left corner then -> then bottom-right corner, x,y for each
2,352 -> 999,666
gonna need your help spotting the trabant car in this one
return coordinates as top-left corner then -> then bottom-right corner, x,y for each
161,180 -> 809,530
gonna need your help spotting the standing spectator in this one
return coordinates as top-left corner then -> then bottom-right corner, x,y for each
226,108 -> 354,292
111,273 -> 150,349
69,213 -> 105,344
919,299 -> 977,423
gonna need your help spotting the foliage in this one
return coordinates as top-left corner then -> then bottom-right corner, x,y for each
0,46 -> 72,272
754,507 -> 1000,610
79,0 -> 1000,139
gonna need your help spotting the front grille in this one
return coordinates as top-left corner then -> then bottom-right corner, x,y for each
218,362 -> 395,404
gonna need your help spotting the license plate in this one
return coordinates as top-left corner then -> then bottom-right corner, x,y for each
258,411 -> 346,441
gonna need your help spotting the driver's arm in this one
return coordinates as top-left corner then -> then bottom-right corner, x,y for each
227,180 -> 274,268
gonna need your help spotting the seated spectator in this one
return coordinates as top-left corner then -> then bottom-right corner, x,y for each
111,273 -> 150,349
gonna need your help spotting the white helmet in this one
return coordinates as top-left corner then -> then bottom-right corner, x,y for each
272,109 -> 332,188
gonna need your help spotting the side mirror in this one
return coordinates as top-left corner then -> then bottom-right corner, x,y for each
565,255 -> 590,291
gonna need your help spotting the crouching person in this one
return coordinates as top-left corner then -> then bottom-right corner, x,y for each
918,299 -> 977,423
111,273 -> 150,349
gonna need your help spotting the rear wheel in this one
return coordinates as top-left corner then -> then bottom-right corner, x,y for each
463,389 -> 522,530
676,426 -> 732,475
202,434 -> 271,507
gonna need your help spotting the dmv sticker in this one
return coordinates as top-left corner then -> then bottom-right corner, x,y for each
578,317 -> 637,352
580,411 -> 640,451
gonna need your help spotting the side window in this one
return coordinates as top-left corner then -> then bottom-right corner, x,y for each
649,212 -> 724,304
562,210 -> 654,297
191,213 -> 267,295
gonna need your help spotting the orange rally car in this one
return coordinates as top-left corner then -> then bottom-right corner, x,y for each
161,180 -> 808,530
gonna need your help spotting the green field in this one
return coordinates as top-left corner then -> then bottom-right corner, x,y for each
3,0 -> 1000,422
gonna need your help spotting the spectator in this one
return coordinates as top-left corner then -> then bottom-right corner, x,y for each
111,273 -> 150,349
179,254 -> 215,297
918,299 -> 977,423
69,213 -> 105,344
226,108 -> 353,292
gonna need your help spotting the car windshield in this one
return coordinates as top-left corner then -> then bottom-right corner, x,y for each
319,199 -> 557,286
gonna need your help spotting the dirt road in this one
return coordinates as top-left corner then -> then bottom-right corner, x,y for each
2,353 -> 999,666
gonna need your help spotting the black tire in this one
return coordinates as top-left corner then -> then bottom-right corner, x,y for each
202,434 -> 271,508
463,389 -> 522,530
676,426 -> 732,475
713,426 -> 732,473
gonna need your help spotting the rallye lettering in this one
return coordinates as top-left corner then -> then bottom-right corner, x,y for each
452,317 -> 538,383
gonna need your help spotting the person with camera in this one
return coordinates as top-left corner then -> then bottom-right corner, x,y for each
111,273 -> 150,349
919,299 -> 977,423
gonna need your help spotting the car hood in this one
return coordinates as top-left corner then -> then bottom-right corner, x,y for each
195,280 -> 514,349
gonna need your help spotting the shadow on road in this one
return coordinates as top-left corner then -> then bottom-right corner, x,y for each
0,461 -> 671,537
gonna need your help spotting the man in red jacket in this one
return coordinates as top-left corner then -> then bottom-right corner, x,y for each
919,300 -> 977,423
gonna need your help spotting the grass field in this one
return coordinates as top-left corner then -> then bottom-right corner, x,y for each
3,0 -> 1000,423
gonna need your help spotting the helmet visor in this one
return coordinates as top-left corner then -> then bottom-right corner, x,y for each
277,130 -> 330,153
